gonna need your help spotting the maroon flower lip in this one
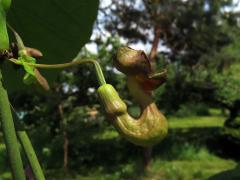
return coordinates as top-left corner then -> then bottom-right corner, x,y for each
114,46 -> 167,91
136,69 -> 167,91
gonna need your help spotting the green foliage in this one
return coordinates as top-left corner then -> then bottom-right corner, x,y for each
221,118 -> 240,146
155,63 -> 207,112
102,0 -> 235,63
174,103 -> 210,117
209,165 -> 240,180
194,28 -> 240,107
212,63 -> 240,106
164,143 -> 219,161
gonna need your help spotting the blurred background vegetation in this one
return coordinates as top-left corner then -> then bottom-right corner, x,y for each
1,0 -> 240,179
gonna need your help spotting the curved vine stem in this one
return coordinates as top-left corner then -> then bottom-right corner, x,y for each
8,58 -> 107,86
11,106 -> 45,180
0,70 -> 26,180
17,131 -> 45,180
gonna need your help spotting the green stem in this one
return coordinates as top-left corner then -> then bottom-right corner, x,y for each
17,131 -> 45,180
0,2 -> 9,51
11,107 -> 45,180
0,70 -> 25,180
9,58 -> 106,86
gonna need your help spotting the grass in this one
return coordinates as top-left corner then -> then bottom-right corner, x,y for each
168,115 -> 225,129
148,159 -> 237,180
45,154 -> 237,180
168,108 -> 226,129
1,109 -> 239,180
94,112 -> 226,140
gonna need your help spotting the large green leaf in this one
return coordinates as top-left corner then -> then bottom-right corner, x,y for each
1,0 -> 99,92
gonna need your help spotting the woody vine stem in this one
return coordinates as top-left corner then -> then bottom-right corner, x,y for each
0,0 -> 27,179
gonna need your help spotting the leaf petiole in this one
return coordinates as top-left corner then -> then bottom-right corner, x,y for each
8,57 -> 107,86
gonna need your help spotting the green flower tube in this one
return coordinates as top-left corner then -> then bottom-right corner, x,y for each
98,84 -> 127,116
98,83 -> 168,147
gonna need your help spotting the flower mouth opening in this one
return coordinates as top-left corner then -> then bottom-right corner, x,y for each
114,46 -> 167,90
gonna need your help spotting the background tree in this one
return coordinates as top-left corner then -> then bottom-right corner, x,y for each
97,0 -> 240,119
96,0 -> 240,169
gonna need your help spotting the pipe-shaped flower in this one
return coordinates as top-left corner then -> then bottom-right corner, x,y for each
98,47 -> 168,147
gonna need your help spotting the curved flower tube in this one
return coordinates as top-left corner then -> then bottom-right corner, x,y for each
98,47 -> 168,147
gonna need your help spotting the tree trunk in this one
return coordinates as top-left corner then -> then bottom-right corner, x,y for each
63,131 -> 69,170
149,26 -> 161,61
58,104 -> 69,171
224,100 -> 240,128
143,147 -> 152,172
225,109 -> 239,128
142,26 -> 162,172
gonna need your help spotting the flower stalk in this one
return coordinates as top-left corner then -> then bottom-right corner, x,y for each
8,58 -> 106,86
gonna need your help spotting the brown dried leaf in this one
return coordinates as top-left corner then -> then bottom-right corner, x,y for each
34,69 -> 50,91
25,47 -> 43,58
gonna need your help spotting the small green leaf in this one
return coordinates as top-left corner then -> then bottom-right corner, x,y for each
23,73 -> 35,85
22,63 -> 35,76
17,54 -> 50,90
16,54 -> 37,86
18,54 -> 36,63
18,55 -> 36,77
